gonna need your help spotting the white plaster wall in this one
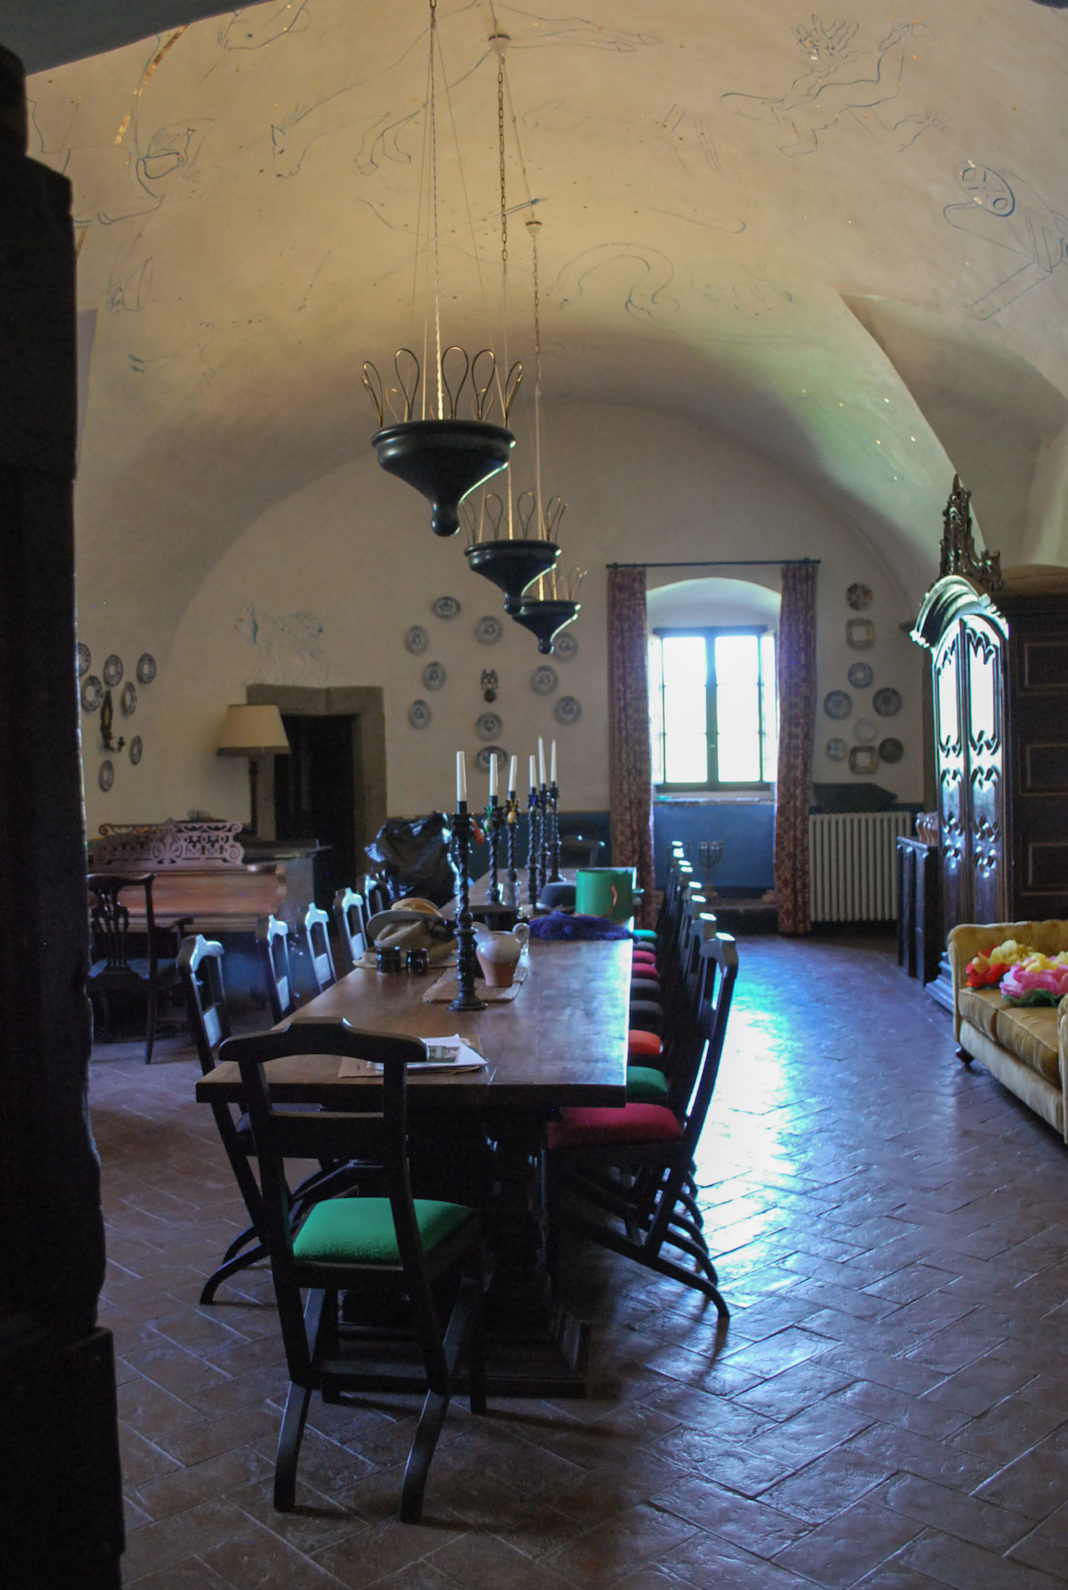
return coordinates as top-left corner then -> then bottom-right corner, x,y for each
80,403 -> 928,835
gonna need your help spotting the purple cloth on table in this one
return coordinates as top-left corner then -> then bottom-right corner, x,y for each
528,911 -> 632,942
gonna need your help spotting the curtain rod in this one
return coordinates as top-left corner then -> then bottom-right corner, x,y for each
606,558 -> 821,569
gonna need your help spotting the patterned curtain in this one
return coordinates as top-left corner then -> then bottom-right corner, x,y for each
606,567 -> 655,927
774,561 -> 819,935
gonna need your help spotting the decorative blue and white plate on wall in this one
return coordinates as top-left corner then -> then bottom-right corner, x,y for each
81,675 -> 103,712
826,737 -> 848,761
476,712 -> 503,741
475,615 -> 503,645
823,689 -> 852,719
136,653 -> 157,684
422,661 -> 447,691
553,695 -> 581,725
879,737 -> 904,764
408,699 -> 432,729
103,654 -> 124,686
129,735 -> 144,765
847,662 -> 873,689
553,631 -> 579,661
873,686 -> 902,716
530,665 -> 558,695
432,595 -> 461,619
77,642 -> 91,678
475,744 -> 508,774
405,624 -> 429,654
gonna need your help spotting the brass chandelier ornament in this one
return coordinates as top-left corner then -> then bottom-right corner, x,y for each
362,0 -> 520,537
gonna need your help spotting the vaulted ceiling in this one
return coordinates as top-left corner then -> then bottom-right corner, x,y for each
8,0 -> 1068,609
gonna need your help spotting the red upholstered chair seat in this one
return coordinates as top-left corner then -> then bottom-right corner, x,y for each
627,1028 -> 663,1058
547,1102 -> 682,1150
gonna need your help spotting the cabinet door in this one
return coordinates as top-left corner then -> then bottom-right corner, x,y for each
963,617 -> 1005,923
934,627 -> 968,931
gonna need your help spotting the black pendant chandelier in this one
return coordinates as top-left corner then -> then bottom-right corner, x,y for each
462,488 -> 562,613
363,0 -> 520,537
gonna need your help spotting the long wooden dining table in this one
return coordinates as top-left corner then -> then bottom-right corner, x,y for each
195,933 -> 634,1394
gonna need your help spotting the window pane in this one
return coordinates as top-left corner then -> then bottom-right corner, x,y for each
761,633 -> 778,779
715,634 -> 760,782
661,635 -> 708,783
648,638 -> 664,785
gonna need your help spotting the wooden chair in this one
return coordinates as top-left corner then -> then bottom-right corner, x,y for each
303,903 -> 337,994
256,913 -> 296,1022
218,1019 -> 487,1522
178,935 -> 267,1303
181,935 -> 377,1304
545,933 -> 739,1318
331,886 -> 367,973
86,872 -> 188,1062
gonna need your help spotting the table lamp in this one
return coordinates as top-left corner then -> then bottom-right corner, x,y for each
216,703 -> 290,837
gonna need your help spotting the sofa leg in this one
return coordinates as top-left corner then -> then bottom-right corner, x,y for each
957,1046 -> 973,1066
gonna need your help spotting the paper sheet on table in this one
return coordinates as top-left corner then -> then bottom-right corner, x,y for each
337,1034 -> 486,1077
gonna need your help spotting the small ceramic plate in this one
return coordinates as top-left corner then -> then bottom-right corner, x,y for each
847,583 -> 873,611
531,665 -> 558,695
879,737 -> 904,764
846,619 -> 875,649
475,744 -> 508,774
408,699 -> 432,729
476,712 -> 503,741
103,654 -> 124,686
826,737 -> 848,761
433,595 -> 461,619
823,689 -> 852,719
553,631 -> 579,661
849,745 -> 879,774
422,661 -> 447,691
129,735 -> 144,766
77,642 -> 91,678
848,662 -> 873,689
475,615 -> 503,645
855,718 -> 876,743
121,681 -> 138,715
81,675 -> 103,711
873,686 -> 902,716
553,695 -> 581,726
99,759 -> 114,792
405,624 -> 429,654
136,653 -> 156,684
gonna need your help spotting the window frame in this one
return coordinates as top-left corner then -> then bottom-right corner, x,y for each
650,624 -> 776,793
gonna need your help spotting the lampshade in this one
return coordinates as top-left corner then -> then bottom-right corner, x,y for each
216,703 -> 290,758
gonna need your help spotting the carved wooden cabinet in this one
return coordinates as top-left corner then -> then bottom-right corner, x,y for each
914,570 -> 1068,1003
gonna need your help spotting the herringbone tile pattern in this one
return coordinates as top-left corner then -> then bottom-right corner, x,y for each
90,932 -> 1068,1587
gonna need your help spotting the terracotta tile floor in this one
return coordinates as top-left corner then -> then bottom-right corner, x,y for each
89,932 -> 1068,1588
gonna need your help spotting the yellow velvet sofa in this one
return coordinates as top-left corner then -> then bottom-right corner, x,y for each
948,920 -> 1068,1141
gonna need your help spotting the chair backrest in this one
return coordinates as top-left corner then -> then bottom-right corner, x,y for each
218,1020 -> 434,1372
86,872 -> 161,979
332,887 -> 367,973
303,904 -> 337,994
178,935 -> 231,1076
256,914 -> 296,1023
673,932 -> 738,1146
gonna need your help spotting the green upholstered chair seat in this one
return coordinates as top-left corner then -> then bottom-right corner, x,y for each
293,1196 -> 474,1265
626,1064 -> 669,1103
632,928 -> 658,944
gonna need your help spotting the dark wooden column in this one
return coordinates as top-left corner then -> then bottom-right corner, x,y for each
0,45 -> 123,1586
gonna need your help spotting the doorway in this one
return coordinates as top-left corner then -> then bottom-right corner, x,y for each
247,684 -> 387,906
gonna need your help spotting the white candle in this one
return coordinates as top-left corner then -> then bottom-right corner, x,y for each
508,755 -> 517,794
538,737 -> 546,786
488,755 -> 497,802
456,750 -> 467,805
550,739 -> 557,785
529,754 -> 537,791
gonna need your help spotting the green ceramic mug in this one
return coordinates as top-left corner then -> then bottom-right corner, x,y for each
575,867 -> 638,923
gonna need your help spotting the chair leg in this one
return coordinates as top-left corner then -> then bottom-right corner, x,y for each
199,1240 -> 268,1306
274,1379 -> 313,1510
144,987 -> 159,1064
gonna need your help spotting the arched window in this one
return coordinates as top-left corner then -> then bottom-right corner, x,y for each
648,578 -> 779,793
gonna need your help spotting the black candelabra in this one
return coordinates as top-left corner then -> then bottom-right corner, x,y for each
537,784 -> 550,898
505,789 -> 521,907
526,784 -> 541,909
485,796 -> 504,903
450,804 -> 487,1012
547,780 -> 562,882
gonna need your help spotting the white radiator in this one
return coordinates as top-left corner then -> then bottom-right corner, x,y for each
808,813 -> 911,922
